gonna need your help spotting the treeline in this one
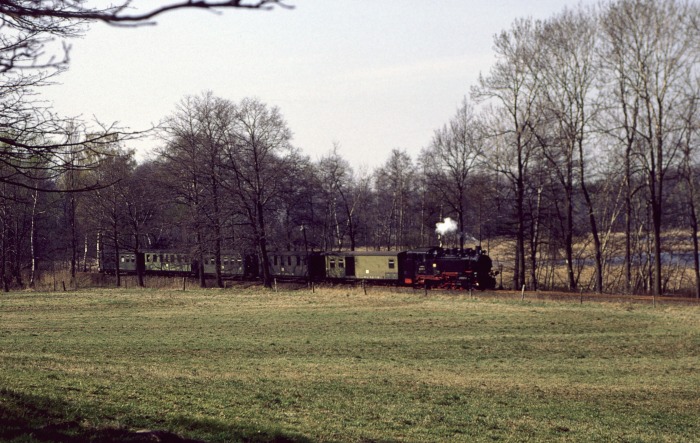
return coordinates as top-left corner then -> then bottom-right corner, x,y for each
2,0 -> 700,295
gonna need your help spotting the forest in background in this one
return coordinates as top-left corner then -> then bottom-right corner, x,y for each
2,0 -> 700,296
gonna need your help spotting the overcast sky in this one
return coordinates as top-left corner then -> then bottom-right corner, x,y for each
42,0 -> 598,171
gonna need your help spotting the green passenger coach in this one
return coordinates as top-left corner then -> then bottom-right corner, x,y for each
321,251 -> 406,282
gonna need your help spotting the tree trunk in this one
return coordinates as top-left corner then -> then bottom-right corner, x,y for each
83,234 -> 89,272
689,199 -> 700,298
625,156 -> 633,294
514,148 -> 526,290
113,233 -> 121,288
579,140 -> 603,293
565,192 -> 576,291
529,188 -> 542,291
30,189 -> 39,288
212,179 -> 223,289
69,196 -> 77,282
1,216 -> 8,292
195,228 -> 206,288
257,201 -> 272,288
134,233 -> 144,288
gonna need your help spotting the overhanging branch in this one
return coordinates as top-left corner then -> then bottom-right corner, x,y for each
0,1 -> 291,27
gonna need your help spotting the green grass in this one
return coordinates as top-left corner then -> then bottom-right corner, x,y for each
1,286 -> 698,442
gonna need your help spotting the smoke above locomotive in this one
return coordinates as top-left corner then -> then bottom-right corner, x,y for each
435,217 -> 458,235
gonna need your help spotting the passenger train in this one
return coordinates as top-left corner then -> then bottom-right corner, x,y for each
100,246 -> 498,290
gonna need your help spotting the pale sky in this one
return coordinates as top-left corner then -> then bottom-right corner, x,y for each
42,0 -> 598,171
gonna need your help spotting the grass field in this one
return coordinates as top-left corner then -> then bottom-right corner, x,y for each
1,286 -> 698,442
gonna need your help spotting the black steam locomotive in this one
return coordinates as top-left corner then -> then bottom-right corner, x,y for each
403,247 -> 497,290
101,246 -> 498,290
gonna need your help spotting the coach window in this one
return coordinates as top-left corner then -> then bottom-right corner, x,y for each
296,256 -> 301,266
288,256 -> 292,266
339,259 -> 344,269
274,256 -> 278,266
388,259 -> 395,269
330,258 -> 336,269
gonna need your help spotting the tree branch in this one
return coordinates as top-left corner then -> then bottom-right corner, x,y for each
0,1 -> 291,27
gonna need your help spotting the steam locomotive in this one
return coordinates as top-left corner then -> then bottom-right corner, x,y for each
100,246 -> 498,290
403,247 -> 497,290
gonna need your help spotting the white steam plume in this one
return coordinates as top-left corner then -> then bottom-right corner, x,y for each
435,217 -> 458,235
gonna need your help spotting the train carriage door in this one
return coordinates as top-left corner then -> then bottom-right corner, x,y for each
326,255 -> 343,279
345,256 -> 355,277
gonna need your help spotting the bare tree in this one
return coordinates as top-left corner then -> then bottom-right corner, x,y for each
598,1 -> 645,293
221,97 -> 298,288
603,0 -> 700,295
374,149 -> 415,250
473,17 -> 543,289
317,144 -> 361,251
121,161 -> 164,287
85,149 -> 134,287
173,92 -> 233,288
159,93 -> 232,288
677,75 -> 700,297
533,7 -> 603,292
422,98 -> 484,251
